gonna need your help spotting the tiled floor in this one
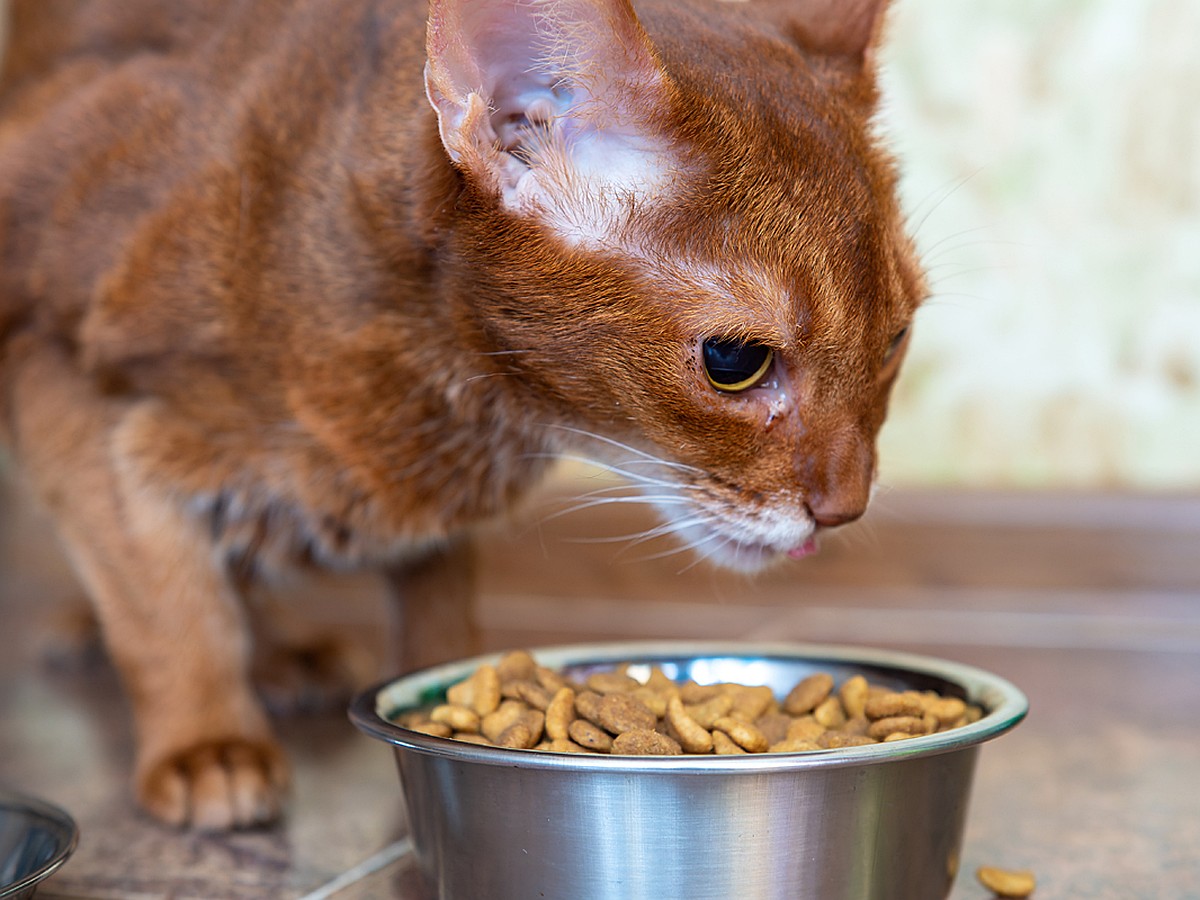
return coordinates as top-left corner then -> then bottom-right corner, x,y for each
2,472 -> 1199,898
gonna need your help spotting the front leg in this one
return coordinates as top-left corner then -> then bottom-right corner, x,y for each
11,345 -> 287,830
384,536 -> 479,674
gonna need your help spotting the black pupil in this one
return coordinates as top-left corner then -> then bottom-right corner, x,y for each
702,338 -> 770,387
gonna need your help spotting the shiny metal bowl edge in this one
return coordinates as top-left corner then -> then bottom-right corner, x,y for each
351,640 -> 1028,900
0,790 -> 78,900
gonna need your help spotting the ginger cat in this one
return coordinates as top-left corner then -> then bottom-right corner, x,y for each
0,0 -> 924,829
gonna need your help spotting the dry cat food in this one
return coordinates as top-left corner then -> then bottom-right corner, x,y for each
390,650 -> 985,755
976,865 -> 1037,898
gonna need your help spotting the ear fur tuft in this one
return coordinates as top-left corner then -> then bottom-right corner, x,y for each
423,0 -> 677,229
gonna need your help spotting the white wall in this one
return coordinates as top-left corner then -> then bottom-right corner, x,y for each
876,0 -> 1200,488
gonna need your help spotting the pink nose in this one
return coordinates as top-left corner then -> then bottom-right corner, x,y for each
797,427 -> 875,530
806,503 -> 866,529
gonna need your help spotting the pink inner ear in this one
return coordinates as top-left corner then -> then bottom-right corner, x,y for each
423,0 -> 676,221
425,0 -> 667,154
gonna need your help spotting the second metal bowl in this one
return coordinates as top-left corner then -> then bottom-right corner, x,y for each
0,791 -> 77,900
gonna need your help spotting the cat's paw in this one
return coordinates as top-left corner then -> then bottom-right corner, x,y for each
253,635 -> 377,715
137,739 -> 290,831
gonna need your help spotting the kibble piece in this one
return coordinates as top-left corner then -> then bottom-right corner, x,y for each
839,675 -> 869,719
612,729 -> 682,756
837,715 -> 871,738
711,730 -> 746,754
410,721 -> 453,738
632,686 -> 671,718
535,665 -> 568,694
544,687 -> 576,741
520,709 -> 545,745
596,693 -> 657,734
927,696 -> 967,727
813,696 -> 847,729
786,716 -> 826,743
976,866 -> 1036,898
817,732 -> 877,749
769,737 -> 822,753
429,704 -> 480,733
513,680 -> 554,711
573,690 -> 604,726
729,685 -> 775,722
684,693 -> 734,729
535,738 -> 588,753
679,681 -> 723,704
587,671 -> 640,695
496,650 -> 537,683
497,722 -> 536,749
569,719 -> 614,752
753,711 -> 793,746
865,691 -> 927,721
645,667 -> 676,692
783,672 -> 834,715
452,732 -> 493,745
666,695 -> 714,754
481,700 -> 527,743
396,710 -> 429,729
446,664 -> 501,716
867,715 -> 929,741
712,716 -> 769,753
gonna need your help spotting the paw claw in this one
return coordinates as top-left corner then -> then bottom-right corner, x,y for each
139,739 -> 289,830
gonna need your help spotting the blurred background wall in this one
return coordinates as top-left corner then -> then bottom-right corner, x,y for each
876,0 -> 1200,489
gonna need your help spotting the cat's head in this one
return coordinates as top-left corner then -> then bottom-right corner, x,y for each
425,0 -> 925,570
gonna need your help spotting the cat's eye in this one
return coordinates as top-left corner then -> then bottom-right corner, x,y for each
883,326 -> 910,365
702,337 -> 775,393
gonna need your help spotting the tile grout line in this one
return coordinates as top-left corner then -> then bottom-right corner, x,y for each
296,837 -> 414,900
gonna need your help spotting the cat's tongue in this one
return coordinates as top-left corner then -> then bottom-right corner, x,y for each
787,536 -> 820,560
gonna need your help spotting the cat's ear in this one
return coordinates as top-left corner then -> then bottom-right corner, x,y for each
783,0 -> 891,68
423,0 -> 675,223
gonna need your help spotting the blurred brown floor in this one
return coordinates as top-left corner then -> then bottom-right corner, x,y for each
2,470 -> 1199,898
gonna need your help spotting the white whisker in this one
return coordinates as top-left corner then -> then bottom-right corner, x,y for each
550,455 -> 683,491
627,518 -> 723,563
541,424 -> 704,475
906,167 -> 985,242
463,371 -> 521,385
518,451 -> 680,490
675,532 -> 735,574
916,225 -> 994,262
538,493 -> 690,526
564,511 -> 713,550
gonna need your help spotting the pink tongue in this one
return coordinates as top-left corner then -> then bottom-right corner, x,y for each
787,536 -> 819,559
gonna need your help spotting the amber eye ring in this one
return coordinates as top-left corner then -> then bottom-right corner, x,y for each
702,337 -> 774,393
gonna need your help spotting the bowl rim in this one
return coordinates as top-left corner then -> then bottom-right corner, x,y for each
0,789 -> 79,899
349,640 -> 1028,773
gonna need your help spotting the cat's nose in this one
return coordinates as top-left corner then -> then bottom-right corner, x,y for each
805,502 -> 865,529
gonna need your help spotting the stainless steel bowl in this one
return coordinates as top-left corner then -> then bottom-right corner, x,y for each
0,791 -> 78,900
350,641 -> 1027,900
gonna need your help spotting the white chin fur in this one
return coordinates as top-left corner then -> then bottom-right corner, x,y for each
652,498 -> 816,574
